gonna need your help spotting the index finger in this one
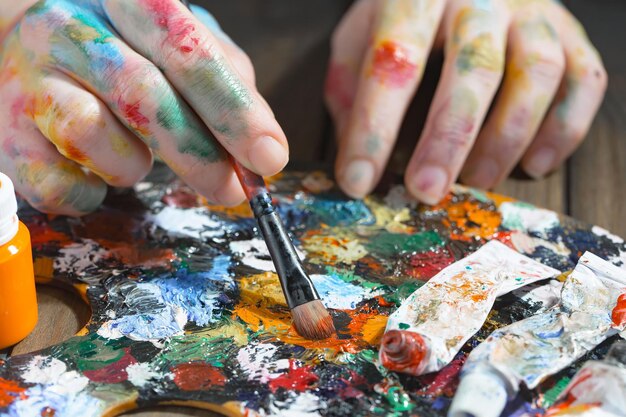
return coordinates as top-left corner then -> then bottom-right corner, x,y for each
102,0 -> 288,176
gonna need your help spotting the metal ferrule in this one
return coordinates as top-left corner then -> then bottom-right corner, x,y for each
250,192 -> 275,217
254,208 -> 320,309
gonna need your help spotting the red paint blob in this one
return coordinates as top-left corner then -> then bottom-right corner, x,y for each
172,362 -> 226,391
0,377 -> 26,408
379,330 -> 428,374
406,248 -> 456,281
83,348 -> 137,384
612,293 -> 626,327
268,360 -> 319,393
370,41 -> 417,88
418,356 -> 466,397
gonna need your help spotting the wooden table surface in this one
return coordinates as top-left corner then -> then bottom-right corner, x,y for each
5,1 -> 625,416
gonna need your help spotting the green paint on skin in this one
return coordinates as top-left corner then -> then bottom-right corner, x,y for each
541,376 -> 571,408
156,99 -> 224,162
180,57 -> 253,140
366,134 -> 382,155
63,177 -> 108,213
365,230 -> 444,257
456,34 -> 504,75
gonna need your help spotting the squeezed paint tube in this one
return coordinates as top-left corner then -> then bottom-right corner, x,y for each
380,240 -> 560,376
449,252 -> 626,417
546,341 -> 626,417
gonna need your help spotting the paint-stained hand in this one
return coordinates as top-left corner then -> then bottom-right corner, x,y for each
326,0 -> 607,204
0,0 -> 288,215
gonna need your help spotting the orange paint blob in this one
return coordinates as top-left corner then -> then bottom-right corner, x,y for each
437,198 -> 502,239
233,301 -> 387,355
0,378 -> 26,407
379,330 -> 428,374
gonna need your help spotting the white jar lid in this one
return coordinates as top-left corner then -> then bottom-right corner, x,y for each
0,172 -> 19,246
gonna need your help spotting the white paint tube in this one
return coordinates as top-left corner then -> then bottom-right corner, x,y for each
449,252 -> 626,417
380,240 -> 560,376
545,341 -> 626,417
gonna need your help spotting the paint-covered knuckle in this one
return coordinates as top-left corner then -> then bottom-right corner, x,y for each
523,50 -> 565,83
109,63 -> 168,113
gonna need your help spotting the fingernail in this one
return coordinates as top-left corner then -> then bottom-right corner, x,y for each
409,165 -> 448,205
341,159 -> 375,199
524,147 -> 556,179
462,157 -> 499,189
247,136 -> 289,176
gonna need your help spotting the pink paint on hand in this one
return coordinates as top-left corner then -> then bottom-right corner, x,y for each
370,41 -> 417,88
141,0 -> 200,53
325,62 -> 357,111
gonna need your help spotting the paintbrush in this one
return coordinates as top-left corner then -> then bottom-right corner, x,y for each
179,0 -> 335,340
230,160 -> 335,339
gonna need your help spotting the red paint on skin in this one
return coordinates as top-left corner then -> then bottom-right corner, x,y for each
612,293 -> 626,327
0,378 -> 26,408
325,63 -> 356,111
418,356 -> 465,397
405,248 -> 456,281
268,360 -> 318,393
119,100 -> 151,136
142,0 -> 201,53
83,348 -> 137,384
172,362 -> 226,391
370,41 -> 418,88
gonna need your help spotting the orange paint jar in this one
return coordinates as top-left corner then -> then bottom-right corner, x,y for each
0,172 -> 37,349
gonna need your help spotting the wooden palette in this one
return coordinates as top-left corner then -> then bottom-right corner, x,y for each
1,168 -> 624,417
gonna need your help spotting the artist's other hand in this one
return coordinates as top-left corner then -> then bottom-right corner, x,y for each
326,0 -> 607,204
0,0 -> 287,215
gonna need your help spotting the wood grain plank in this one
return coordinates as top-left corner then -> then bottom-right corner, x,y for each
566,0 -> 626,237
11,285 -> 91,356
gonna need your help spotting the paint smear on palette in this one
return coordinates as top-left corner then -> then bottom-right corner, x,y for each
3,170 -> 626,417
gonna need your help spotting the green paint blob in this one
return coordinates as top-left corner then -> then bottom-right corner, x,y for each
366,230 -> 444,257
324,266 -> 381,290
156,334 -> 235,368
49,334 -> 129,372
382,281 -> 423,306
398,323 -> 410,330
541,377 -> 571,408
384,386 -> 414,412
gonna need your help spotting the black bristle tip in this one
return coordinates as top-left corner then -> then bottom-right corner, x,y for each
291,300 -> 336,340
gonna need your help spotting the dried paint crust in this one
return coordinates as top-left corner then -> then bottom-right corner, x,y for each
0,168 -> 625,417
